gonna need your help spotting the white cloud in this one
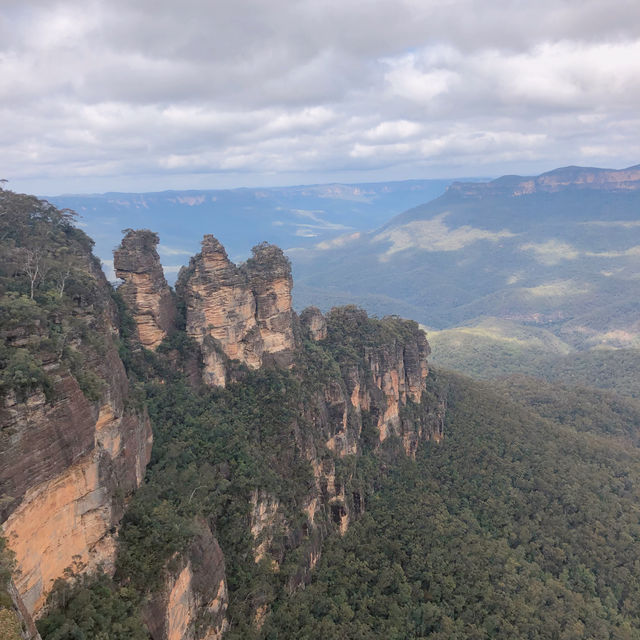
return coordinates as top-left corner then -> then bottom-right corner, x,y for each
158,244 -> 193,256
2,0 -> 640,193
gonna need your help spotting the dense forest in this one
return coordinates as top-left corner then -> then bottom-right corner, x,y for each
35,361 -> 640,639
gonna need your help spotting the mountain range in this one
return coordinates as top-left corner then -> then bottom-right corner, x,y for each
47,179 -> 465,282
293,165 -> 640,358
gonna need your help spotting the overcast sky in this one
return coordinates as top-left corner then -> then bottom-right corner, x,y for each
2,0 -> 640,195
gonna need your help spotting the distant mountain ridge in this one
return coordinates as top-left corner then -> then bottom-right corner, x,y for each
47,178 -> 473,282
293,163 -> 640,352
452,164 -> 640,197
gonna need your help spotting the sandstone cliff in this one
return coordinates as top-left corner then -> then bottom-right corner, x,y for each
243,242 -> 297,368
114,229 -> 176,350
1,195 -> 444,639
244,306 -> 444,605
449,163 -> 640,198
176,236 -> 296,387
0,192 -> 152,628
143,525 -> 228,640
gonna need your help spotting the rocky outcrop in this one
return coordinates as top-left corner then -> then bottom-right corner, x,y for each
311,307 -> 441,457
450,164 -> 640,198
300,306 -> 327,341
114,229 -> 176,350
0,241 -> 152,623
1,355 -> 152,618
247,307 -> 444,606
243,243 -> 296,368
177,236 -> 296,387
143,526 -> 228,640
250,491 -> 282,566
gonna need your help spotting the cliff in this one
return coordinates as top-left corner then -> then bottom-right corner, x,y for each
449,163 -> 640,198
114,229 -> 176,350
2,202 -> 444,639
176,235 -> 296,387
290,307 -> 443,559
143,525 -> 228,640
0,191 -> 152,627
108,233 -> 443,637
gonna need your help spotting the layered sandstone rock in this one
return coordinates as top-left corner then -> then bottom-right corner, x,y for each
250,491 -> 282,565
300,306 -> 327,341
243,243 -> 296,367
1,361 -> 152,616
114,229 -> 176,350
143,526 -> 228,640
0,253 -> 152,623
177,236 -> 296,387
250,307 -> 443,603
313,307 -> 441,459
450,164 -> 640,198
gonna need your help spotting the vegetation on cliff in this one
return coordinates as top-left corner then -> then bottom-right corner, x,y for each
263,370 -> 640,639
0,188 -> 109,403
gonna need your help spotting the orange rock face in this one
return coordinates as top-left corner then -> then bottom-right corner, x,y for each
0,249 -> 153,622
177,236 -> 297,386
2,397 -> 152,616
143,527 -> 228,640
114,229 -> 176,350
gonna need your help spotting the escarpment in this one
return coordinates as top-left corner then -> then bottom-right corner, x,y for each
0,191 -> 152,627
109,230 -> 443,636
114,229 -> 176,350
176,235 -> 297,387
3,202 -> 445,640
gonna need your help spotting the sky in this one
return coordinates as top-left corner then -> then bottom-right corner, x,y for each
2,0 -> 640,195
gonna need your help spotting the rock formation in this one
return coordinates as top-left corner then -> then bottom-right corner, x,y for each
300,306 -> 327,341
0,219 -> 152,626
114,229 -> 176,350
176,236 -> 296,387
243,242 -> 297,368
248,307 -> 444,597
1,190 -> 444,639
143,526 -> 228,640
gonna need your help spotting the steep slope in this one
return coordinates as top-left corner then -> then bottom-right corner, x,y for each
0,190 -> 152,630
31,227 -> 443,640
264,368 -> 640,638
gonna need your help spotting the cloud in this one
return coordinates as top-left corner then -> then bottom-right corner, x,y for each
2,1 -> 640,193
374,213 -> 515,255
586,246 -> 640,258
582,220 -> 640,228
